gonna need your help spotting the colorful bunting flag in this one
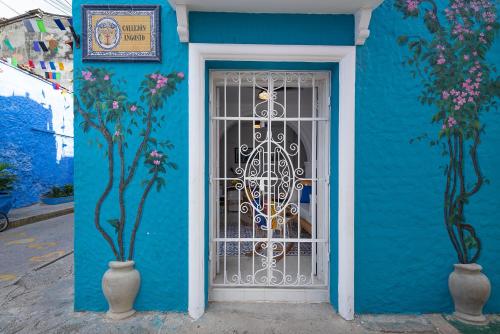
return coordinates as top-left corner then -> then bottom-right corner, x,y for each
29,19 -> 39,31
67,18 -> 73,27
53,83 -> 60,90
43,71 -> 61,80
33,41 -> 41,52
28,60 -> 35,68
49,62 -> 56,70
40,61 -> 46,69
54,18 -> 66,30
23,19 -> 35,32
3,38 -> 14,51
11,57 -> 18,67
39,41 -> 49,52
36,19 -> 47,33
58,62 -> 64,70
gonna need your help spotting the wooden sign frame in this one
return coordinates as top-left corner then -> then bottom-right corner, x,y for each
82,5 -> 161,62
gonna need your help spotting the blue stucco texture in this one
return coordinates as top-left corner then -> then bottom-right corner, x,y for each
73,0 -> 188,311
355,1 -> 500,313
0,95 -> 73,207
74,0 -> 500,314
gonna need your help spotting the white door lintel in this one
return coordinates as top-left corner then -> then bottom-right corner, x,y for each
188,43 -> 356,320
169,1 -> 383,45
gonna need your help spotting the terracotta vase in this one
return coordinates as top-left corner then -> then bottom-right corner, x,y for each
449,263 -> 491,324
102,260 -> 140,320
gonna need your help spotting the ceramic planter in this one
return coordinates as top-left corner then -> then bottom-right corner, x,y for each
102,261 -> 140,320
40,195 -> 74,205
0,192 -> 13,214
449,263 -> 491,323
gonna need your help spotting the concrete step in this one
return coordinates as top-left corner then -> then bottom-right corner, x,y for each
5,202 -> 74,230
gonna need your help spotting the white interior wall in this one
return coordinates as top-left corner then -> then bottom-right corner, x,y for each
217,86 -> 314,178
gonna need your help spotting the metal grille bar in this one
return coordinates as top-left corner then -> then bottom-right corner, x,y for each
210,71 -> 330,289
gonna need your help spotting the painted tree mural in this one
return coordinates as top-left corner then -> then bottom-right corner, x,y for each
76,68 -> 184,261
395,0 -> 500,263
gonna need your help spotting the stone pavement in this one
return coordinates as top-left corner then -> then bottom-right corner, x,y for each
0,214 -> 498,333
0,214 -> 73,287
0,251 -> 477,334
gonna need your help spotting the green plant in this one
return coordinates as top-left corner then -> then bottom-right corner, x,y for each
76,67 -> 184,261
395,0 -> 500,263
0,163 -> 16,192
43,184 -> 73,198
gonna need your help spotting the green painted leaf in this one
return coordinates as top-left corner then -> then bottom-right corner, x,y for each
107,219 -> 120,234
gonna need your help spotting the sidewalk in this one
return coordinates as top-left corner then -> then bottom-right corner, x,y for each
1,252 -> 499,333
6,202 -> 74,229
0,214 -> 73,288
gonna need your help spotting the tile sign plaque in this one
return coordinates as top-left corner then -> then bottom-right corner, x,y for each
82,5 -> 161,62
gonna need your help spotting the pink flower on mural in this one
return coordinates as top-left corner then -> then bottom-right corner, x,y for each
150,150 -> 163,159
82,70 -> 93,81
442,116 -> 458,130
130,105 -> 137,112
114,130 -> 120,137
153,160 -> 161,166
112,101 -> 119,109
447,116 -> 458,128
406,0 -> 419,11
154,74 -> 168,89
177,72 -> 185,79
483,11 -> 496,23
104,74 -> 109,80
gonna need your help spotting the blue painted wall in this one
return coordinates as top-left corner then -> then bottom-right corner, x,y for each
0,86 -> 73,208
190,12 -> 353,45
74,0 -> 500,314
355,1 -> 500,313
73,0 -> 188,311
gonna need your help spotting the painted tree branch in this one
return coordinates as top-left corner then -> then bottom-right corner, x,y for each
77,68 -> 184,261
444,136 -> 462,262
117,105 -> 154,260
124,106 -> 154,188
466,132 -> 483,197
127,170 -> 158,261
396,0 -> 499,263
75,98 -> 120,259
118,138 -> 126,261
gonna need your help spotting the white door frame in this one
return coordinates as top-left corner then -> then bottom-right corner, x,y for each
188,43 -> 356,320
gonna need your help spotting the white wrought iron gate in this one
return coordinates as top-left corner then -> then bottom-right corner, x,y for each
209,71 -> 330,301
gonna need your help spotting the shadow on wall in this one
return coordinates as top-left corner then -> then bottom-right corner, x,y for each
0,94 -> 73,208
